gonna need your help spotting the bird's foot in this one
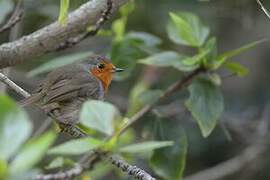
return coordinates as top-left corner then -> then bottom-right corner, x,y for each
58,123 -> 87,138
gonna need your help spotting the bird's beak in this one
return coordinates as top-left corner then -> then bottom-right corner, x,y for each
113,67 -> 124,72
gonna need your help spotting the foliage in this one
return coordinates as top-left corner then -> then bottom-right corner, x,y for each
0,96 -> 56,179
0,96 -> 32,160
0,1 -> 265,180
80,100 -> 120,136
10,131 -> 56,174
150,124 -> 187,180
167,12 -> 209,47
48,137 -> 103,155
185,78 -> 224,137
119,141 -> 173,154
139,11 -> 263,139
58,0 -> 70,25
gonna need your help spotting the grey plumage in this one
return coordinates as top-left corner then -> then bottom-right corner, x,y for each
20,55 -> 107,124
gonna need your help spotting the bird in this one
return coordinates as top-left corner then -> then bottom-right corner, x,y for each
21,54 -> 123,125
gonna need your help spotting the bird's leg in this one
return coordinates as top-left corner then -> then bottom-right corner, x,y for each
42,102 -> 60,114
41,102 -> 86,138
58,123 -> 87,138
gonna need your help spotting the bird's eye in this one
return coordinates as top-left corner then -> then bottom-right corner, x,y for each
97,63 -> 105,69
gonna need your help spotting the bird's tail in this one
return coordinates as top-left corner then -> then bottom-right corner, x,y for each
19,93 -> 43,107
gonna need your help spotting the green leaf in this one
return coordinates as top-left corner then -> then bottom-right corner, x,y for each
87,161 -> 112,180
112,18 -> 127,42
167,12 -> 209,47
127,84 -> 162,116
110,31 -> 160,79
97,29 -> 113,36
27,52 -> 93,77
117,129 -> 136,147
48,137 -> 102,155
203,37 -> 217,60
110,38 -> 144,80
139,51 -> 198,72
58,0 -> 69,25
119,1 -> 135,17
45,157 -> 75,170
0,95 -> 32,160
10,131 -> 56,173
46,157 -> 73,170
139,51 -> 181,67
139,89 -> 163,105
126,81 -> 149,117
224,62 -> 249,77
119,141 -> 174,154
112,1 -> 134,42
208,56 -> 226,70
218,39 -> 267,61
150,127 -> 187,180
79,100 -> 120,136
0,0 -> 13,24
46,158 -> 63,169
0,159 -> 8,179
126,32 -> 162,47
207,73 -> 222,86
208,39 -> 264,70
182,49 -> 210,66
185,79 -> 224,137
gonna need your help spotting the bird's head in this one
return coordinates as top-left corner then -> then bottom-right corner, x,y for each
82,54 -> 123,92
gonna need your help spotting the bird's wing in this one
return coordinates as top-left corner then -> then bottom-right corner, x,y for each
20,64 -> 86,106
44,73 -> 102,103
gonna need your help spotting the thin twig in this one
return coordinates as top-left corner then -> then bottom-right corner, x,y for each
34,151 -> 100,180
0,0 -> 24,34
0,0 -> 129,68
104,154 -> 156,180
0,72 -> 86,138
34,164 -> 83,180
56,0 -> 114,50
0,72 -> 30,97
35,151 -> 156,180
39,67 -> 205,180
116,67 -> 205,137
257,0 -> 270,20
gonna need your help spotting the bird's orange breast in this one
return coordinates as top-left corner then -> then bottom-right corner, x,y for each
90,68 -> 113,93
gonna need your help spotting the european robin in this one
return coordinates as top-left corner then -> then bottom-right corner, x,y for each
21,54 -> 123,125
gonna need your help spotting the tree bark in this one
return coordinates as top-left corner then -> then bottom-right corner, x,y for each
0,0 -> 128,69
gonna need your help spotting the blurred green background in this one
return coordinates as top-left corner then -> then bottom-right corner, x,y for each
1,0 -> 270,180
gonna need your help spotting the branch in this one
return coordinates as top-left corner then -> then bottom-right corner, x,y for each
34,165 -> 83,180
0,69 -> 155,180
35,151 -> 156,180
0,72 -> 86,138
0,0 -> 129,69
33,153 -> 100,180
104,154 -> 156,180
0,0 -> 24,34
34,151 -> 100,180
56,0 -> 114,50
116,67 -> 205,137
38,67 -> 205,180
257,0 -> 270,20
0,72 -> 30,98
